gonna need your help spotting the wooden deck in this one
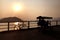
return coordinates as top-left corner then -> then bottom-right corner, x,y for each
0,26 -> 60,40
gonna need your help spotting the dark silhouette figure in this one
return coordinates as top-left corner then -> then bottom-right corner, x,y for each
37,19 -> 48,31
37,16 -> 52,31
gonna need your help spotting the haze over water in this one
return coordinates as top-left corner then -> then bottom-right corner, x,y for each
0,0 -> 60,32
0,0 -> 60,20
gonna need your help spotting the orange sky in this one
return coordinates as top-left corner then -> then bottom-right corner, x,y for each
0,0 -> 60,20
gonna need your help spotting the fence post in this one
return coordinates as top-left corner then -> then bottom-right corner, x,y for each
28,21 -> 30,29
8,22 -> 9,31
22,21 -> 24,27
56,21 -> 58,26
49,21 -> 53,30
49,21 -> 51,26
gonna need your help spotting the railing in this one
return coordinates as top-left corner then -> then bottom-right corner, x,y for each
0,20 -> 60,32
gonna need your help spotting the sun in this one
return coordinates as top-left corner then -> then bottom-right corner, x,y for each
14,5 -> 22,11
12,3 -> 23,12
15,5 -> 20,10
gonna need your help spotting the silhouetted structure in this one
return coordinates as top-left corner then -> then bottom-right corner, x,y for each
37,16 -> 52,31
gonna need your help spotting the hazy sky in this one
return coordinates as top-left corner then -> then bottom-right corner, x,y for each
0,0 -> 60,20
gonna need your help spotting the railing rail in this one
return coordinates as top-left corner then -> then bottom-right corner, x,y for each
0,20 -> 60,32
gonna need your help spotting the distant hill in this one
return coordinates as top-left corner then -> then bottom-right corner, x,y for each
0,17 -> 23,23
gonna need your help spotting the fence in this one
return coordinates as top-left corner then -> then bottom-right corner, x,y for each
0,20 -> 60,32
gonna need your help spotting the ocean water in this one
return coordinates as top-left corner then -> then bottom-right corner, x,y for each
0,21 -> 60,32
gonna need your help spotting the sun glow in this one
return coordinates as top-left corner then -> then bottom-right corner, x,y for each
14,22 -> 19,25
14,5 -> 22,11
12,3 -> 23,12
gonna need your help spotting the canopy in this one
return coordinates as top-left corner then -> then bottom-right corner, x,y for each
37,16 -> 53,19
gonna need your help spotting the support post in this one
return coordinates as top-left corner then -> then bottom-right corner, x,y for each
8,22 -> 9,31
56,21 -> 58,26
49,21 -> 51,26
28,21 -> 30,29
49,21 -> 52,30
22,22 -> 24,27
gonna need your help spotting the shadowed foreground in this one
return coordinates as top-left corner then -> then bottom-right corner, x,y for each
0,27 -> 60,40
